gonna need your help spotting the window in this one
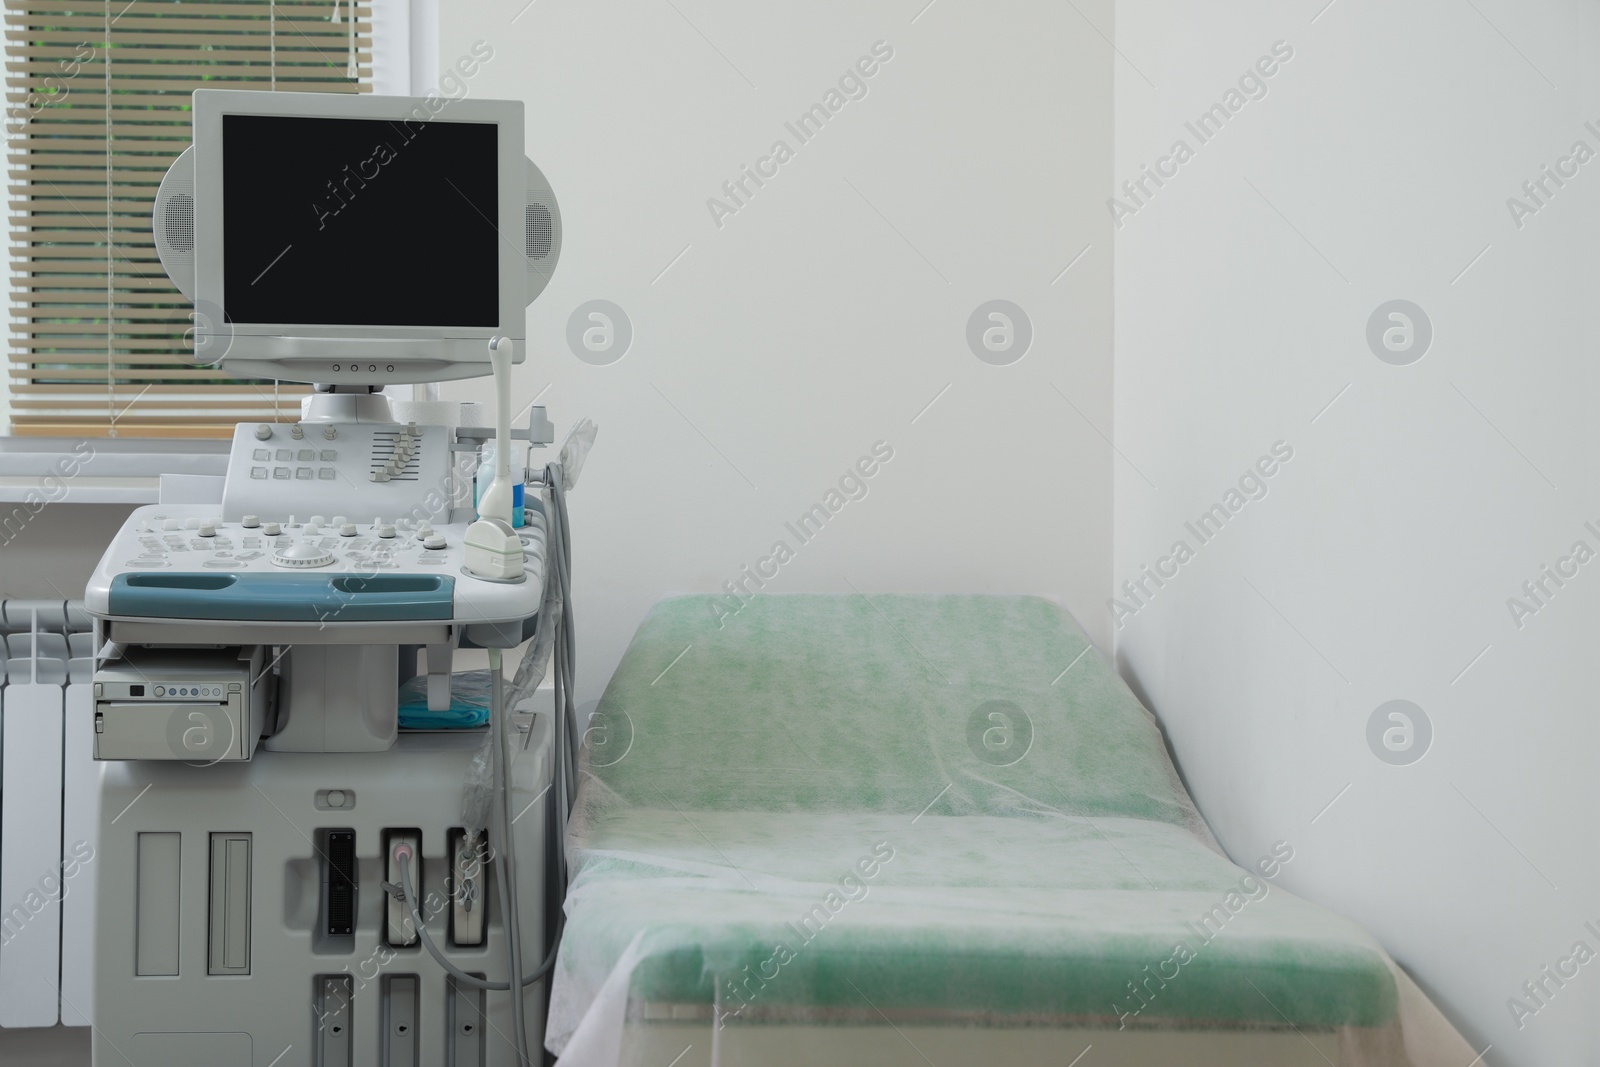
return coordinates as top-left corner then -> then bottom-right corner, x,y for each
5,0 -> 372,437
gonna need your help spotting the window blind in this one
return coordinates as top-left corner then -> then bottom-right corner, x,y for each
5,0 -> 371,438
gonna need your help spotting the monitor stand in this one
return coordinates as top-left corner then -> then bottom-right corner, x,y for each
300,385 -> 396,424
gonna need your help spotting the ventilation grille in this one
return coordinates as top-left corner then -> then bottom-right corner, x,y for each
325,831 -> 356,937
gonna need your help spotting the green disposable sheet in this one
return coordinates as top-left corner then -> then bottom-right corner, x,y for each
550,595 -> 1461,1064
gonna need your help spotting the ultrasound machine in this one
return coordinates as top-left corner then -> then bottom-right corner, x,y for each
82,89 -> 582,1067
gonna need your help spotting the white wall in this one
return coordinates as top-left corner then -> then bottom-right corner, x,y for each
0,503 -> 134,600
438,0 -> 1115,699
1115,2 -> 1598,1064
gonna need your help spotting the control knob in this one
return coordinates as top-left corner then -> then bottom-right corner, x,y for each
271,541 -> 334,569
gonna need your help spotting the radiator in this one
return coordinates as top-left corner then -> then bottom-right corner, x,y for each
0,598 -> 97,1028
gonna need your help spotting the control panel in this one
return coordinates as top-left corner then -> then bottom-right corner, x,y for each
91,419 -> 544,631
86,505 -> 545,627
220,420 -> 454,524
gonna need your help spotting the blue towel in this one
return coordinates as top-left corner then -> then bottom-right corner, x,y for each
397,669 -> 491,729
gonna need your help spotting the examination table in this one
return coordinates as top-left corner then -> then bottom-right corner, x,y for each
548,595 -> 1473,1067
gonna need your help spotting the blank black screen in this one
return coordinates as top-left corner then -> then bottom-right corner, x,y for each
221,114 -> 499,327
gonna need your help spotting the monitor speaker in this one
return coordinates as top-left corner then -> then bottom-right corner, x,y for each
151,146 -> 562,307
152,145 -> 197,301
522,157 -> 561,305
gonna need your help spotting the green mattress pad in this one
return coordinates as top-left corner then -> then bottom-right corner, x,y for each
559,595 -> 1399,1030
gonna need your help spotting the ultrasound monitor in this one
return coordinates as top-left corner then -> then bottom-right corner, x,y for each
151,90 -> 562,385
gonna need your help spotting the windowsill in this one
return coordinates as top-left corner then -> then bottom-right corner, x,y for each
0,437 -> 229,504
